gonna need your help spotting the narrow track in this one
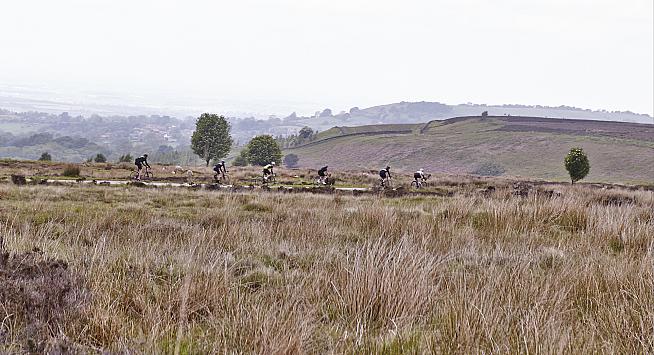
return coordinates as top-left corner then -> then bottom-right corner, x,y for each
34,178 -> 372,193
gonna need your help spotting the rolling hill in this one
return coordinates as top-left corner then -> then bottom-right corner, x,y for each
285,116 -> 654,184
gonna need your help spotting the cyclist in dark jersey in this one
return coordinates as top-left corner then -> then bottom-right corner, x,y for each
318,166 -> 328,184
134,154 -> 151,180
379,166 -> 391,186
213,160 -> 227,181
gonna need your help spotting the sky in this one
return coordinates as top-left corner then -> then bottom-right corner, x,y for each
1,0 -> 652,116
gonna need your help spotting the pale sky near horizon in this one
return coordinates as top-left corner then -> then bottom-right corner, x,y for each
1,0 -> 652,115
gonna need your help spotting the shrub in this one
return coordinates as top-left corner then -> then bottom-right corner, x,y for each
38,152 -> 52,161
233,152 -> 248,167
62,164 -> 81,177
283,154 -> 299,168
94,154 -> 107,163
564,147 -> 590,184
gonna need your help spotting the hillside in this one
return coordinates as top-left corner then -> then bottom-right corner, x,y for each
284,101 -> 652,131
285,116 -> 654,184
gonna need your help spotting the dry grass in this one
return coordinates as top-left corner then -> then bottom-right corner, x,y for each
0,181 -> 652,353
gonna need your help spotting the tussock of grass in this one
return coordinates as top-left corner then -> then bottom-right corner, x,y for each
0,183 -> 652,352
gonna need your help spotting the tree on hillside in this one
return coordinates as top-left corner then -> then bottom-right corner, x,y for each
191,113 -> 233,166
298,126 -> 314,141
38,152 -> 52,161
283,154 -> 299,168
245,135 -> 282,166
94,153 -> 107,163
564,147 -> 590,184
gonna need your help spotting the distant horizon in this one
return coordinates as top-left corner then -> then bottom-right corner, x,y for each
0,83 -> 652,120
1,0 -> 652,117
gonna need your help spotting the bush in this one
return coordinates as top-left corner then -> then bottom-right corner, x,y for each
233,152 -> 248,166
245,135 -> 282,166
62,164 -> 81,177
38,152 -> 52,161
94,154 -> 107,163
283,154 -> 299,168
564,147 -> 590,184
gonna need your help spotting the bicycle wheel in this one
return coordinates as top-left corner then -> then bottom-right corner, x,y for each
411,181 -> 418,188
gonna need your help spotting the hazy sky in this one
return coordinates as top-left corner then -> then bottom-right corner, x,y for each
1,0 -> 652,115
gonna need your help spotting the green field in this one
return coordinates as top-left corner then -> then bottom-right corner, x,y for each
286,116 -> 654,184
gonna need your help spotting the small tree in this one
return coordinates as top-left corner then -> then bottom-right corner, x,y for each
564,147 -> 590,184
94,153 -> 107,163
283,154 -> 299,168
245,135 -> 282,166
233,152 -> 248,166
38,152 -> 52,161
191,113 -> 233,166
298,126 -> 314,142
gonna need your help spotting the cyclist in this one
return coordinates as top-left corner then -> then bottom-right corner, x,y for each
134,154 -> 151,180
213,160 -> 227,182
317,165 -> 328,184
379,165 -> 391,187
413,168 -> 426,187
262,162 -> 276,183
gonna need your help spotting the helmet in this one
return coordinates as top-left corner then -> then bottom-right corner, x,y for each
221,160 -> 225,163
271,162 -> 276,165
143,154 -> 148,158
386,166 -> 390,169
419,168 -> 424,172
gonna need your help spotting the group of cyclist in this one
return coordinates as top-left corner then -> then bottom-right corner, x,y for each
217,160 -> 276,184
133,153 -> 429,187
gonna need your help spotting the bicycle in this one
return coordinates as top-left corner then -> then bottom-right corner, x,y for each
314,175 -> 328,185
262,173 -> 276,185
379,177 -> 392,188
411,178 -> 426,189
131,166 -> 153,180
213,172 -> 230,184
411,174 -> 431,188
